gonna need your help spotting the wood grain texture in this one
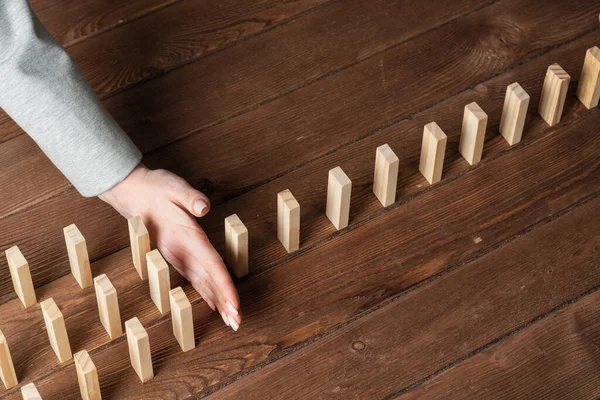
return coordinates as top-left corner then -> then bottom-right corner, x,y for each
169,287 -> 195,353
224,214 -> 249,279
373,144 -> 399,207
0,330 -> 17,390
147,250 -> 171,314
63,224 -> 92,289
326,167 -> 352,230
94,274 -> 122,339
576,46 -> 600,109
4,247 -> 36,309
537,63 -> 570,126
125,318 -> 154,383
419,122 -> 447,184
277,190 -> 300,253
20,383 -> 42,400
128,216 -> 150,281
499,82 -> 530,145
74,350 -> 101,400
40,298 -> 72,364
458,102 -> 487,165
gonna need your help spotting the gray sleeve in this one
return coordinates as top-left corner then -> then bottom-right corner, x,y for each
0,0 -> 142,197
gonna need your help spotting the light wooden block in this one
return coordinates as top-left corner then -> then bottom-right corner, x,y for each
21,383 -> 42,399
74,350 -> 101,400
419,122 -> 447,184
576,46 -> 600,109
169,287 -> 195,352
499,82 -> 530,145
538,63 -> 570,126
64,224 -> 92,289
146,250 -> 171,314
94,274 -> 122,339
40,298 -> 72,363
277,190 -> 300,253
459,102 -> 487,165
224,214 -> 249,279
0,329 -> 17,389
5,246 -> 36,308
373,144 -> 399,207
326,167 -> 352,230
125,318 -> 153,383
128,216 -> 151,280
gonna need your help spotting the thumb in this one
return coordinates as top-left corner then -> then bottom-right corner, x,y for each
169,176 -> 211,217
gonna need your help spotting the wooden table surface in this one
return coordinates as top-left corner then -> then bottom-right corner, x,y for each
1,0 -> 599,398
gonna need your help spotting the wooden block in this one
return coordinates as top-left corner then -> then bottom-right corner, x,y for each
125,318 -> 153,383
40,298 -> 72,363
5,246 -> 36,308
74,350 -> 101,400
459,102 -> 487,165
277,190 -> 300,253
0,329 -> 17,389
499,82 -> 530,145
64,224 -> 92,289
419,122 -> 447,184
576,46 -> 600,109
94,274 -> 122,339
538,63 -> 570,126
169,287 -> 195,352
21,383 -> 42,399
326,167 -> 352,230
128,216 -> 151,280
373,144 -> 399,207
224,214 -> 249,278
146,250 -> 171,314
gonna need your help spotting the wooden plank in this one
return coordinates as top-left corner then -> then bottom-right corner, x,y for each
74,350 -> 101,400
538,63 -> 570,126
20,382 -> 42,399
64,224 -> 92,289
94,274 -> 122,339
125,317 -> 154,383
146,250 -> 171,314
419,122 -> 447,184
224,214 -> 249,279
499,82 -> 530,145
0,329 -> 17,389
373,144 -> 399,207
40,298 -> 72,364
277,190 -> 301,253
211,194 -> 600,400
4,246 -> 36,308
576,46 -> 600,109
458,102 -> 487,165
326,167 -> 352,230
128,216 -> 151,280
169,287 -> 195,352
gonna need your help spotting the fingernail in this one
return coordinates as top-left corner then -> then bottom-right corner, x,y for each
193,199 -> 208,216
221,312 -> 230,327
226,301 -> 239,316
228,315 -> 239,332
206,299 -> 216,311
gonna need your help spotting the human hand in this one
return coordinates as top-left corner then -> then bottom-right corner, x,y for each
99,165 -> 241,331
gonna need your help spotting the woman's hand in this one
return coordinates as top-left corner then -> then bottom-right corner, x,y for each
99,165 -> 241,331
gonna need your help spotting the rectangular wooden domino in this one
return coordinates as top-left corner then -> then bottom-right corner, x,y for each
21,382 -> 43,399
128,216 -> 151,280
40,298 -> 72,363
224,214 -> 249,278
459,102 -> 487,165
373,144 -> 399,207
499,82 -> 530,145
146,250 -> 171,314
94,274 -> 122,339
0,329 -> 17,389
576,46 -> 600,109
538,63 -> 570,126
74,350 -> 101,400
326,167 -> 352,230
277,190 -> 300,253
169,287 -> 195,352
419,122 -> 447,184
64,224 -> 92,289
125,317 -> 154,383
5,246 -> 36,308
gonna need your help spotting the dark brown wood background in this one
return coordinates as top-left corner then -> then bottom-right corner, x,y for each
1,0 -> 599,398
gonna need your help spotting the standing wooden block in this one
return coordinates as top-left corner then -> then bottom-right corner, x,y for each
64,224 -> 92,289
169,287 -> 195,352
326,167 -> 352,230
74,350 -> 101,400
146,250 -> 171,314
128,216 -> 151,280
538,63 -> 570,126
499,82 -> 530,145
459,102 -> 488,165
0,329 -> 17,389
373,144 -> 399,207
576,46 -> 600,109
125,318 -> 153,383
224,214 -> 249,278
277,190 -> 300,253
419,122 -> 447,184
94,274 -> 122,339
21,383 -> 42,399
5,246 -> 36,308
40,298 -> 72,363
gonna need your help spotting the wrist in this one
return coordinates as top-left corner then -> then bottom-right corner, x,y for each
99,164 -> 150,219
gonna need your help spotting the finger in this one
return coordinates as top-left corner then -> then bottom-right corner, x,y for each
166,174 -> 211,217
